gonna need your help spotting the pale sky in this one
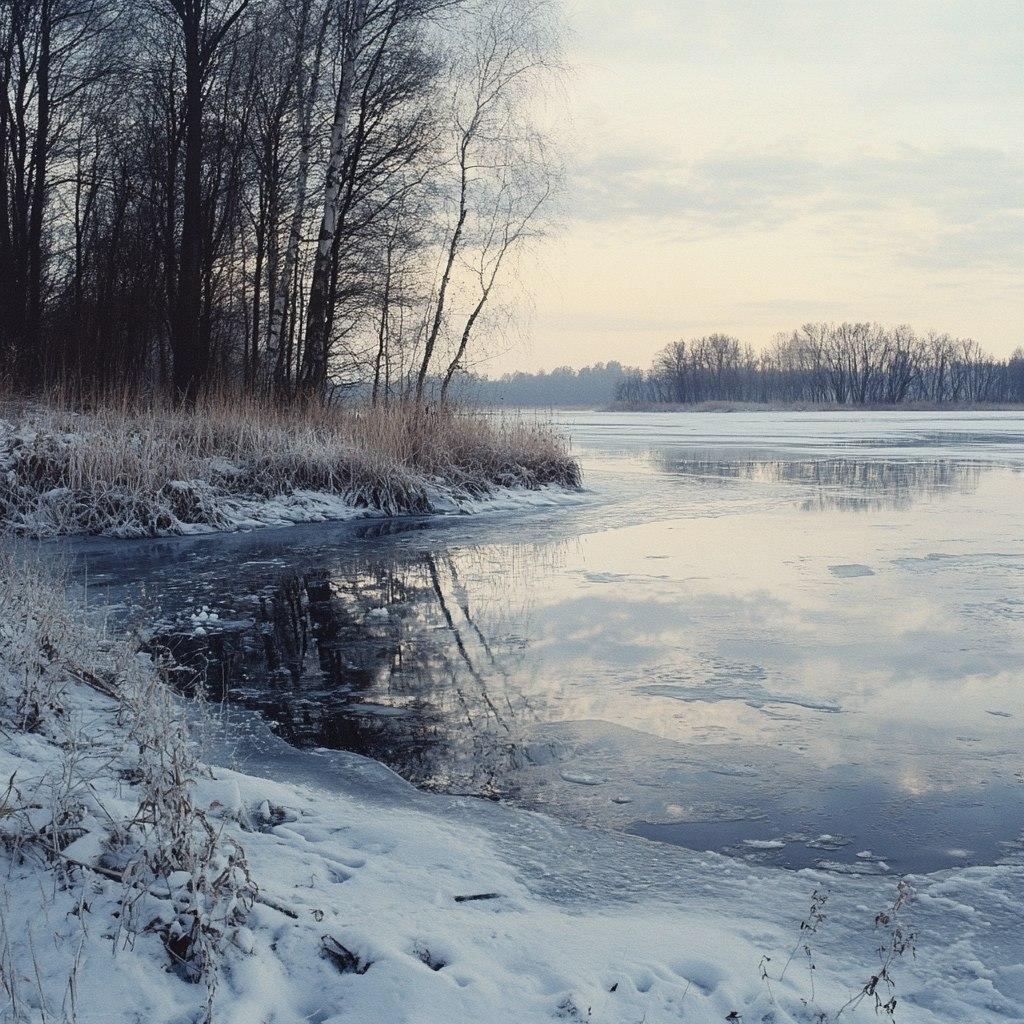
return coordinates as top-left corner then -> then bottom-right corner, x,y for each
492,0 -> 1024,374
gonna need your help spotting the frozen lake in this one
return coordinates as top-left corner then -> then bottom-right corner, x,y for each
70,411 -> 1024,874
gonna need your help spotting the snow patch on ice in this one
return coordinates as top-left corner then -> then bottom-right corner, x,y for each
807,833 -> 852,851
559,770 -> 607,786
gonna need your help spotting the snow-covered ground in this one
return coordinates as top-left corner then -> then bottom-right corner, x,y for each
2,561 -> 1022,1024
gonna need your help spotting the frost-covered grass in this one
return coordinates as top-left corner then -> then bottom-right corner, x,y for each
1,556 -> 1021,1024
0,552 -> 255,1020
0,395 -> 581,537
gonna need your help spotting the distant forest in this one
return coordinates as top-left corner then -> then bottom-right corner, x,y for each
463,361 -> 635,406
473,326 -> 1024,407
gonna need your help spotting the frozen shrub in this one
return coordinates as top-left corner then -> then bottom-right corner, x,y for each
0,553 -> 256,1019
115,656 -> 257,997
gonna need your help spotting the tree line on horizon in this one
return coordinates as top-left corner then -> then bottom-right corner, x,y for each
462,360 -> 633,406
615,326 -> 1024,407
0,0 -> 558,404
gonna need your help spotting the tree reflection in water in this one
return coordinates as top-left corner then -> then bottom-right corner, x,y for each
159,544 -> 558,801
655,452 -> 985,511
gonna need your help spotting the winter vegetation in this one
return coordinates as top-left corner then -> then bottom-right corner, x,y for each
0,395 -> 580,537
0,0 -> 559,405
0,0 -> 581,534
616,326 -> 1024,408
0,552 -> 257,1020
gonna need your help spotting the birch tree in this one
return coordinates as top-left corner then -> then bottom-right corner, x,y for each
262,0 -> 331,394
299,0 -> 369,395
414,0 -> 559,401
438,153 -> 553,402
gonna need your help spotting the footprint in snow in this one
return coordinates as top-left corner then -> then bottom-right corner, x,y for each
322,851 -> 367,871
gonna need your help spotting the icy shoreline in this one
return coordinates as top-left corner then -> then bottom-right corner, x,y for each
2,561 -> 1022,1023
0,402 -> 582,538
14,478 -> 588,538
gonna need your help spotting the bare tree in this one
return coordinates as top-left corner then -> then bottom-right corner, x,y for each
262,0 -> 331,394
0,0 -> 119,384
414,0 -> 559,401
0,0 -> 565,405
157,0 -> 249,401
625,323 -> 1022,407
299,0 -> 369,395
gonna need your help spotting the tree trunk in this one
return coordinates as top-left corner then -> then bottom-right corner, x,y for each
264,1 -> 327,397
23,0 -> 50,384
415,131 -> 471,401
439,286 -> 489,404
300,0 -> 365,397
371,261 -> 391,405
0,67 -> 16,369
172,13 -> 205,403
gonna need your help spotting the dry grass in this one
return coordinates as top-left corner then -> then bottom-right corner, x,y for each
0,393 -> 581,537
0,551 -> 256,1019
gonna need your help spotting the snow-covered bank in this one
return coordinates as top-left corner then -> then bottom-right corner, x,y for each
2,559 -> 1022,1024
0,399 -> 581,538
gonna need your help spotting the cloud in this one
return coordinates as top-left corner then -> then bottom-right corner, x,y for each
567,149 -> 820,231
565,145 -> 1024,271
905,212 -> 1024,271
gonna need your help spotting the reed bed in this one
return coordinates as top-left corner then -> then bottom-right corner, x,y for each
0,394 -> 581,537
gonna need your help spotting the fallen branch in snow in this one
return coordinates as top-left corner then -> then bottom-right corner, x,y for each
254,891 -> 301,920
67,666 -> 120,699
320,935 -> 373,974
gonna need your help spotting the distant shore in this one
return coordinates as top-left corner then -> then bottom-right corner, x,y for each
603,400 -> 1024,413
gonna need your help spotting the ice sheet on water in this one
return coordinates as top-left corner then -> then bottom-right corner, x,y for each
559,770 -> 607,786
815,858 -> 890,875
635,682 -> 841,714
555,409 -> 1024,463
828,563 -> 876,577
196,703 -> 1024,1022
